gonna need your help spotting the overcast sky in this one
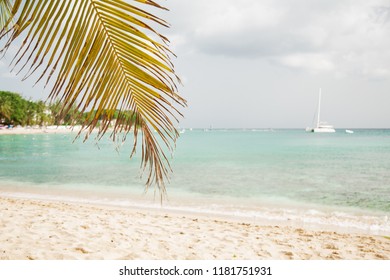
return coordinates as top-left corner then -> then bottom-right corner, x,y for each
1,0 -> 390,128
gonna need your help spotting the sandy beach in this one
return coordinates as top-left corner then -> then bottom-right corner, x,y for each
0,126 -> 80,135
1,195 -> 390,260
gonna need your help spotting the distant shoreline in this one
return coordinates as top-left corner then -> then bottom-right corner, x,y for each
0,126 -> 80,135
2,127 -> 389,136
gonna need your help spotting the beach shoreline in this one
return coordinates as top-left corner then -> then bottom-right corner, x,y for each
1,184 -> 389,236
1,193 -> 390,260
1,129 -> 390,260
0,126 -> 80,135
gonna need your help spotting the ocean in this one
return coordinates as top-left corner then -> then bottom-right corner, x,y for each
1,129 -> 389,234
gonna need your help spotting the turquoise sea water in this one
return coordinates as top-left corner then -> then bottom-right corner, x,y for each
1,129 -> 389,234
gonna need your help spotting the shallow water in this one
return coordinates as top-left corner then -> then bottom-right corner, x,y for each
1,129 -> 389,234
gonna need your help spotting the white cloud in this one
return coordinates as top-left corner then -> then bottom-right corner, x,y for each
278,53 -> 335,73
0,55 -> 17,79
167,34 -> 189,53
168,0 -> 390,79
363,68 -> 390,80
192,0 -> 285,37
1,70 -> 17,79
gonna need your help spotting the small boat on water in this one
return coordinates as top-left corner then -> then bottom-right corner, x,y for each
345,129 -> 354,134
306,88 -> 336,133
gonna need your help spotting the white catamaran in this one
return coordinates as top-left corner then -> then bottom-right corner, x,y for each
306,88 -> 336,133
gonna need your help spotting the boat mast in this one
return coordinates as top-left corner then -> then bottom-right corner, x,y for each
317,88 -> 321,128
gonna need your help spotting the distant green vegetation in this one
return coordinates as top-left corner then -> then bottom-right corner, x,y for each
0,91 -> 82,126
0,91 -> 139,128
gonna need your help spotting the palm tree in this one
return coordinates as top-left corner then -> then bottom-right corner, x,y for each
0,95 -> 12,123
48,99 -> 64,125
0,0 -> 186,195
25,101 -> 37,126
35,100 -> 49,126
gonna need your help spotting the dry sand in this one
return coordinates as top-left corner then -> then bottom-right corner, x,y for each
1,195 -> 390,260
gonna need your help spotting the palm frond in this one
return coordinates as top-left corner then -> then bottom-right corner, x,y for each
0,0 -> 12,33
0,0 -> 186,196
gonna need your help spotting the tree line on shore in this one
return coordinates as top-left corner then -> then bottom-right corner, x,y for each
0,91 -> 137,127
0,91 -> 81,127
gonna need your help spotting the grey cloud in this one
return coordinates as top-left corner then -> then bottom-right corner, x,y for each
167,0 -> 336,57
191,30 -> 314,59
371,6 -> 390,24
168,0 -> 390,72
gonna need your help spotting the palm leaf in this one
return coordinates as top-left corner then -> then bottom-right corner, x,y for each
0,0 -> 12,31
0,0 -> 186,197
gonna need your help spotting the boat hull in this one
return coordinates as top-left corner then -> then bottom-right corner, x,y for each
312,127 -> 336,133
